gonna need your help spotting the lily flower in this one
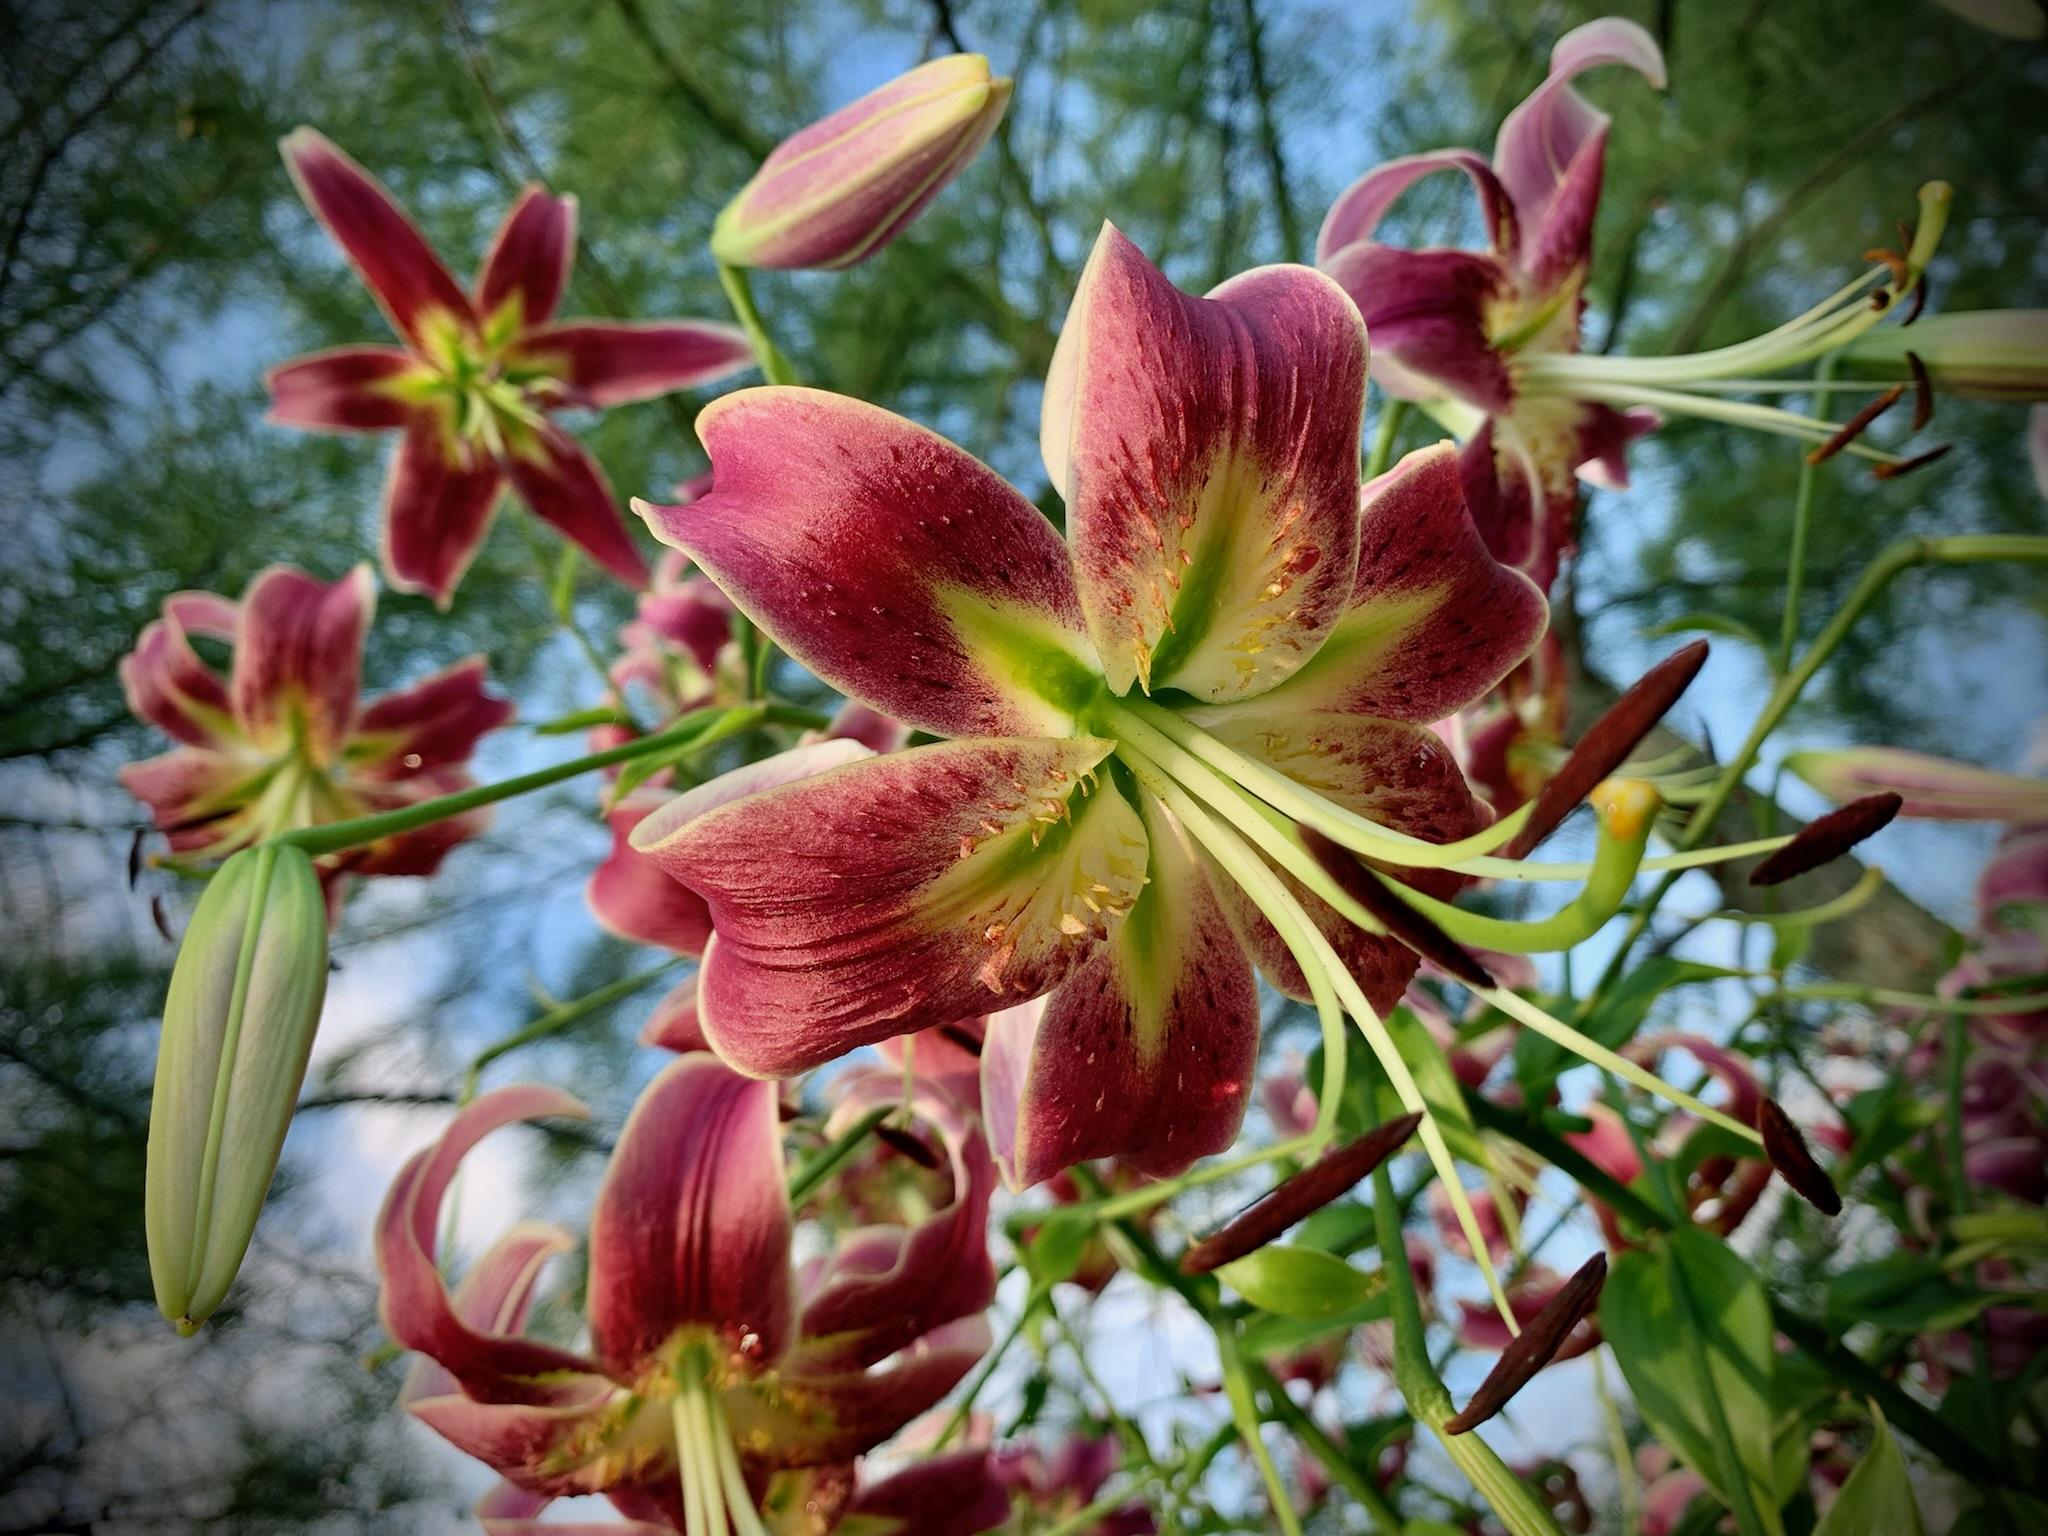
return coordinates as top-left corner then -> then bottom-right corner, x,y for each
1788,744 -> 2048,823
609,550 -> 743,726
268,130 -> 754,605
119,564 -> 512,902
628,225 -> 1767,1336
992,1434 -> 1156,1536
378,1054 -> 994,1533
1318,19 -> 1952,589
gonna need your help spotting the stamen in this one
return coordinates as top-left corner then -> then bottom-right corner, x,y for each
1506,642 -> 1707,857
1907,351 -> 1933,430
1444,1254 -> 1607,1434
1805,385 -> 1904,465
1747,793 -> 1901,886
1871,443 -> 1953,480
1757,1097 -> 1842,1215
875,1123 -> 941,1169
1180,1112 -> 1423,1275
1303,831 -> 1494,987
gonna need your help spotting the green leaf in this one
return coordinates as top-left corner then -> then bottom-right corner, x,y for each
1023,1211 -> 1092,1288
549,544 -> 580,620
1813,1410 -> 1922,1536
1603,1229 -> 1789,1535
1824,1252 -> 2003,1334
1838,1083 -> 1940,1179
1216,1244 -> 1380,1320
1238,1289 -> 1390,1356
1376,1004 -> 1491,1173
1515,960 -> 1737,1098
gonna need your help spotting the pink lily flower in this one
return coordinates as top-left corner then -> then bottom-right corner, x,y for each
992,1434 -> 1156,1536
267,130 -> 754,605
609,550 -> 743,723
1316,18 -> 1667,590
377,1053 -> 995,1531
119,564 -> 511,903
629,224 -> 1545,1189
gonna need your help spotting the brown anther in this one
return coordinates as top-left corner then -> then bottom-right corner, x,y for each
1444,1253 -> 1608,1434
1868,290 -> 1890,313
150,893 -> 174,943
1906,351 -> 1934,431
1864,247 -> 1909,288
777,1099 -> 802,1122
938,1022 -> 985,1056
1757,1097 -> 1842,1215
1179,1112 -> 1424,1276
1872,443 -> 1952,480
127,826 -> 147,889
1303,830 -> 1495,989
1805,385 -> 1905,465
1506,640 -> 1709,857
1748,793 -> 1901,886
1902,274 -> 1929,326
875,1123 -> 942,1169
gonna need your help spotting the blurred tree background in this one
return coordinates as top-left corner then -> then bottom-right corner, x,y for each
1,0 -> 2042,1529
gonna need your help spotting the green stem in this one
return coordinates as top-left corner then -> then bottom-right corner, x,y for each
1248,1358 -> 1401,1534
1777,355 -> 1838,673
1363,396 -> 1409,479
1216,1322 -> 1304,1536
460,960 -> 683,1102
716,261 -> 800,386
784,1103 -> 891,1206
935,1291 -> 1044,1449
1591,533 -> 2048,991
1944,1009 -> 2006,1469
271,702 -> 826,859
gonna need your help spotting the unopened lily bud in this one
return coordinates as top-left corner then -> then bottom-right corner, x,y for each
711,54 -> 1012,271
147,844 -> 329,1334
1845,310 -> 2048,400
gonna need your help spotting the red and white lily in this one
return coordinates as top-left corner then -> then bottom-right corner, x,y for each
119,564 -> 511,901
622,224 -> 1765,1330
378,1054 -> 995,1534
1318,18 -> 1951,591
267,130 -> 754,605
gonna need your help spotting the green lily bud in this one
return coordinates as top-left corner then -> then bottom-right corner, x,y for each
147,844 -> 329,1334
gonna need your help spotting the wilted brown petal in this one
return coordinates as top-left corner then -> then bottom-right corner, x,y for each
1444,1252 -> 1608,1434
1506,640 -> 1708,857
1747,793 -> 1901,886
1179,1112 -> 1424,1276
1758,1097 -> 1842,1215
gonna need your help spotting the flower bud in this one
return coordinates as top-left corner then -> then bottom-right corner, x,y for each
711,54 -> 1012,271
1845,310 -> 2048,400
147,844 -> 329,1334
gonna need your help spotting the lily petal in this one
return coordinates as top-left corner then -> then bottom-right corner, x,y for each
586,791 -> 713,956
731,1314 -> 991,1470
643,387 -> 1097,738
230,565 -> 374,756
843,1449 -> 1012,1536
381,419 -> 506,607
349,656 -> 514,778
1492,17 -> 1665,290
476,186 -> 577,334
637,737 -> 1148,1078
1788,746 -> 2048,823
1316,244 -> 1513,413
401,1220 -> 578,1409
985,792 -> 1258,1188
266,344 -> 430,433
1315,148 -> 1514,265
376,1085 -> 603,1401
501,422 -> 651,589
586,1054 -> 795,1378
513,320 -> 755,407
120,606 -> 236,748
1231,444 -> 1546,721
343,767 -> 495,878
641,971 -> 709,1054
280,127 -> 476,348
1046,226 -> 1368,701
118,748 -> 257,854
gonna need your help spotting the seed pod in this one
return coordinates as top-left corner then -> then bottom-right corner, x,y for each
146,844 -> 329,1334
1181,1113 -> 1422,1275
1757,1096 -> 1842,1215
711,55 -> 1012,271
1747,793 -> 1901,886
1506,641 -> 1707,857
1444,1253 -> 1608,1434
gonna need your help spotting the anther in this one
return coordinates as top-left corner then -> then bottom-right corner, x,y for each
1806,385 -> 1904,465
1444,1253 -> 1607,1434
1871,443 -> 1952,480
1305,831 -> 1495,989
1757,1097 -> 1842,1215
1747,793 -> 1901,886
1180,1112 -> 1423,1275
1906,351 -> 1933,431
875,1123 -> 942,1169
